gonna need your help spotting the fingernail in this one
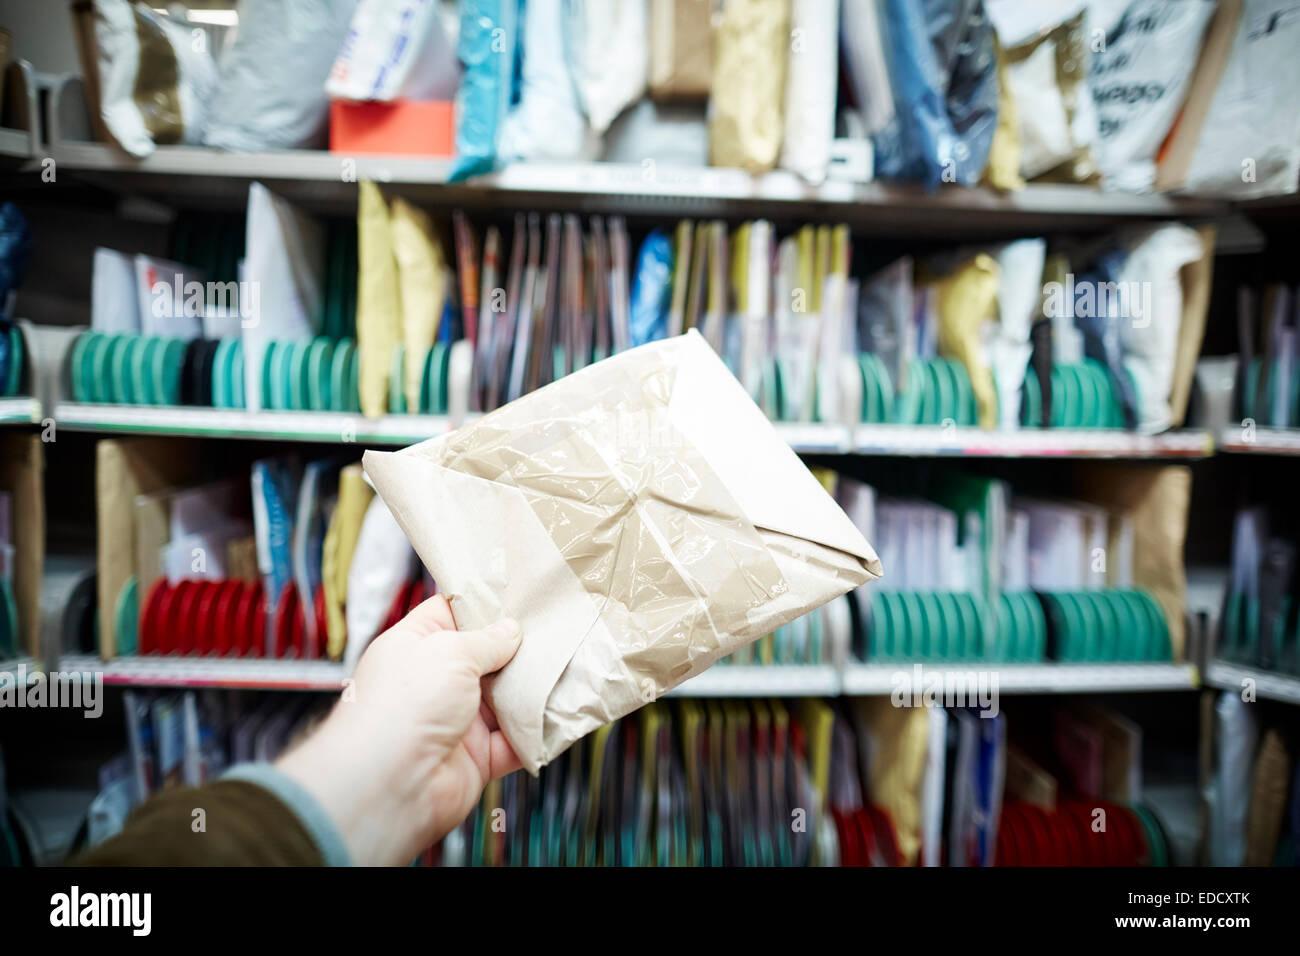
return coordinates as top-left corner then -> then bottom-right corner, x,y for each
490,618 -> 520,640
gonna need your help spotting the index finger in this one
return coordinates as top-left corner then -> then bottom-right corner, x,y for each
399,594 -> 457,634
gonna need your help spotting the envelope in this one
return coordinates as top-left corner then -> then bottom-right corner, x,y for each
364,330 -> 881,773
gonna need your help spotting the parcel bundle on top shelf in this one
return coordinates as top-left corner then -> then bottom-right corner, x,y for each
452,0 -> 1241,194
825,462 -> 1188,666
351,0 -> 1283,198
69,1 -> 1300,198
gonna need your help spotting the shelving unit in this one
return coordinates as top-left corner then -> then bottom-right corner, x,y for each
0,142 -> 1236,462
2,0 -> 1294,880
0,150 -> 1238,710
1203,661 -> 1300,706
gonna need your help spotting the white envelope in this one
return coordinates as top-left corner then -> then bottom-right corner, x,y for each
364,330 -> 881,773
134,254 -> 203,340
241,183 -> 325,412
91,248 -> 140,335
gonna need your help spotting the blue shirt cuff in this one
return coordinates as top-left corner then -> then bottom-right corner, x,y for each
221,763 -> 352,866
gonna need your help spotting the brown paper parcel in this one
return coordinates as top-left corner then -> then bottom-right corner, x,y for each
363,330 -> 881,773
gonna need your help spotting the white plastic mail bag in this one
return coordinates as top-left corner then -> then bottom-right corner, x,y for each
364,330 -> 882,773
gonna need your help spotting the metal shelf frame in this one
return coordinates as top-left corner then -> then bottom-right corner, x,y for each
1217,426 -> 1300,456
37,654 -> 1202,697
27,143 -> 1231,236
43,402 -> 1214,458
49,402 -> 456,446
0,396 -> 40,425
1203,661 -> 1300,706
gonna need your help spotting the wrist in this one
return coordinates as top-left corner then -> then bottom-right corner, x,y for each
276,703 -> 438,866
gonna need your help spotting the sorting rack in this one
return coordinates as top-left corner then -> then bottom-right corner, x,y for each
3,143 -> 1277,703
0,146 -> 1265,457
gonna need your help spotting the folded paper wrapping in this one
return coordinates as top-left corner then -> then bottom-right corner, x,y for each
364,330 -> 881,773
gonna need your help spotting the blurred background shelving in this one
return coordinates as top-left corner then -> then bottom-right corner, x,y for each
0,0 -> 1298,872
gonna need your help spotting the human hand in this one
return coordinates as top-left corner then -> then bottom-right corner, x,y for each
276,595 -> 522,866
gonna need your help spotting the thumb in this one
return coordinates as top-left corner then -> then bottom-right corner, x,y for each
452,619 -> 522,676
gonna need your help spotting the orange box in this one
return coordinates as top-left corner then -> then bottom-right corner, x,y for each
329,99 -> 455,157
